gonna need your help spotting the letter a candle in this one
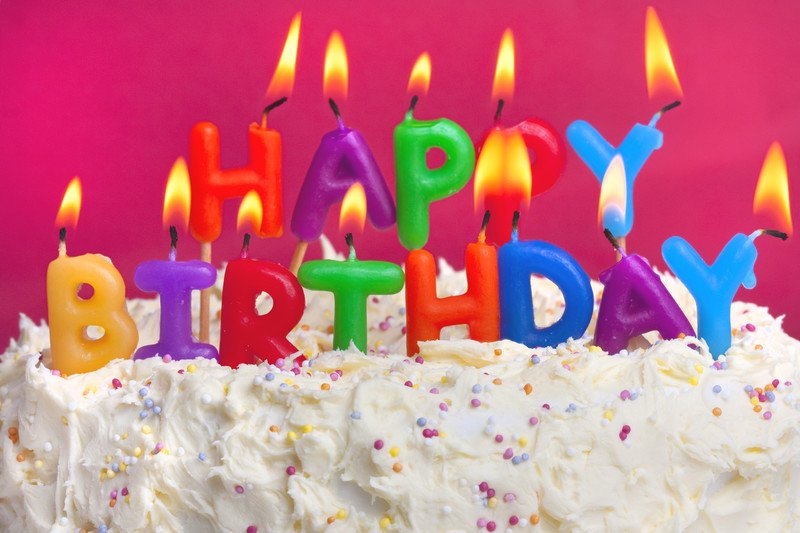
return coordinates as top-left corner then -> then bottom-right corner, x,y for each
290,30 -> 396,273
47,178 -> 138,374
298,189 -> 404,352
190,13 -> 300,342
395,53 -> 476,250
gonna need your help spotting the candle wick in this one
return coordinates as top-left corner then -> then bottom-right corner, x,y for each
58,227 -> 67,257
649,99 -> 682,127
754,228 -> 789,241
408,95 -> 419,115
345,232 -> 357,260
478,210 -> 490,243
168,225 -> 178,261
241,233 -> 251,259
494,99 -> 505,125
262,96 -> 289,128
603,228 -> 627,257
328,97 -> 342,123
511,210 -> 520,241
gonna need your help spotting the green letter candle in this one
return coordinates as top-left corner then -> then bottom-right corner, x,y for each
298,234 -> 404,352
395,55 -> 475,250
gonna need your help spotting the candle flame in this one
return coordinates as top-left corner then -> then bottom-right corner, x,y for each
474,129 -> 531,212
266,12 -> 302,99
339,182 -> 367,234
754,141 -> 792,236
645,7 -> 683,100
55,176 -> 82,229
407,52 -> 431,97
162,157 -> 191,230
492,29 -> 515,103
598,155 -> 627,235
237,190 -> 264,234
324,30 -> 348,101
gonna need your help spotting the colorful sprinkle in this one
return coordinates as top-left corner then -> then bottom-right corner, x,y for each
374,440 -> 384,450
471,399 -> 481,408
712,407 -> 722,417
286,466 -> 296,476
235,485 -> 245,494
111,378 -> 122,389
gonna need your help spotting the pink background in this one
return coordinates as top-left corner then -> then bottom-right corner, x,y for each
1,1 -> 798,341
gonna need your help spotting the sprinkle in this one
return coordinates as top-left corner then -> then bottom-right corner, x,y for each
111,378 -> 122,389
379,516 -> 392,529
619,432 -> 628,441
302,424 -> 314,433
764,411 -> 773,420
152,443 -> 164,455
392,463 -> 403,472
503,448 -> 514,460
529,416 -> 539,426
416,417 -> 427,427
198,452 -> 207,461
512,456 -> 522,465
247,526 -> 258,533
133,446 -> 143,458
138,388 -> 148,397
620,390 -> 631,401
509,515 -> 520,526
712,407 -> 722,417
287,431 -> 297,442
439,402 -> 449,412
337,509 -> 348,519
522,453 -> 530,461
745,323 -> 756,332
389,447 -> 400,458
139,410 -> 149,419
566,447 -> 577,457
472,384 -> 482,394
441,505 -> 452,515
187,364 -> 197,373
373,439 -> 384,450
503,493 -> 516,502
712,385 -> 722,394
471,399 -> 481,408
542,403 -> 550,410
531,355 -> 541,365
486,521 -> 497,532
144,398 -> 154,409
494,434 -> 503,443
162,354 -> 172,363
43,441 -> 53,452
488,495 -> 498,507
286,466 -> 296,475
404,380 -> 413,387
235,485 -> 245,494
99,525 -> 108,533
519,436 -> 529,446
350,411 -> 361,420
621,424 -> 631,434
141,425 -> 152,435
524,383 -> 533,395
477,518 -> 487,528
265,373 -> 275,382
689,377 -> 699,386
152,406 -> 162,415
754,405 -> 762,413
530,514 -> 540,525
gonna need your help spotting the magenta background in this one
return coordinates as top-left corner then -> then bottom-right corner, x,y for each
1,1 -> 799,341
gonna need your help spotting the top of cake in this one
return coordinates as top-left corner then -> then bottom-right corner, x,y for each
2,242 -> 799,532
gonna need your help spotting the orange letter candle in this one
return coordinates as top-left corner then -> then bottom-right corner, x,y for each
47,178 -> 138,374
405,212 -> 500,355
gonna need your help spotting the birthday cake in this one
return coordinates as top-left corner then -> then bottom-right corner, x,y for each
2,241 -> 800,532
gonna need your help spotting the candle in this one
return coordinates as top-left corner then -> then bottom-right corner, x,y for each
134,160 -> 217,360
475,30 -> 565,245
298,232 -> 404,352
498,212 -> 593,348
47,178 -> 138,374
394,53 -> 476,250
219,193 -> 305,367
566,7 -> 682,242
594,230 -> 694,354
662,143 -> 791,358
190,12 -> 300,341
405,211 -> 499,355
290,31 -> 395,271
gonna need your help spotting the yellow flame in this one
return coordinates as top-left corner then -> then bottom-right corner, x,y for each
324,30 -> 348,101
645,7 -> 683,100
237,190 -> 264,233
598,155 -> 627,229
474,130 -> 531,211
266,12 -> 301,99
492,29 -> 515,102
407,52 -> 431,96
162,157 -> 191,230
339,182 -> 367,234
55,176 -> 82,229
754,141 -> 792,236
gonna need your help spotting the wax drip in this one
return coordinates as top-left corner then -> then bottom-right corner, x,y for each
58,227 -> 67,257
478,210 -> 491,243
603,228 -> 627,258
648,99 -> 682,127
241,233 -> 251,259
261,96 -> 288,127
494,99 -> 505,125
345,232 -> 357,260
169,225 -> 178,261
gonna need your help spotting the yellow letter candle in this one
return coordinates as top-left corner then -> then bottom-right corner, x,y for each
47,178 -> 138,374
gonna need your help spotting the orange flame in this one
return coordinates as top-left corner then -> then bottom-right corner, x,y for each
162,157 -> 191,230
237,190 -> 263,233
474,130 -> 532,211
645,7 -> 683,100
492,29 -> 515,102
598,155 -> 627,232
266,12 -> 301,99
55,177 -> 82,229
339,182 -> 367,234
324,30 -> 348,101
407,52 -> 431,96
754,141 -> 792,236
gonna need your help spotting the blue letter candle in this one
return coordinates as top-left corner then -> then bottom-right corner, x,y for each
498,214 -> 593,348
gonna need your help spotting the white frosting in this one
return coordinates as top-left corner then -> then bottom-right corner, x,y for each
2,242 -> 799,531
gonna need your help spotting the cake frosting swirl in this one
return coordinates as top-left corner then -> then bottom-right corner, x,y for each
2,241 -> 799,532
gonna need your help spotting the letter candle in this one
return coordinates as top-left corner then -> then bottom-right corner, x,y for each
395,53 -> 476,250
475,29 -> 565,245
190,13 -> 300,342
405,211 -> 499,355
47,178 -> 138,374
290,31 -> 396,273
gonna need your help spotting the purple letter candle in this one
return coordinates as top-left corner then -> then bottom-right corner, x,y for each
134,227 -> 218,360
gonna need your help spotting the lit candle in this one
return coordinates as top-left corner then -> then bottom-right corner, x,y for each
133,159 -> 217,361
298,189 -> 404,352
567,7 -> 682,246
219,192 -> 305,367
290,31 -> 395,272
405,211 -> 499,355
475,29 -> 565,245
498,212 -> 593,348
47,178 -> 138,374
662,143 -> 791,357
394,53 -> 476,250
190,12 -> 300,342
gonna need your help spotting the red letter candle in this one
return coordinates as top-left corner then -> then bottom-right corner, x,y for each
405,212 -> 499,355
219,193 -> 305,367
